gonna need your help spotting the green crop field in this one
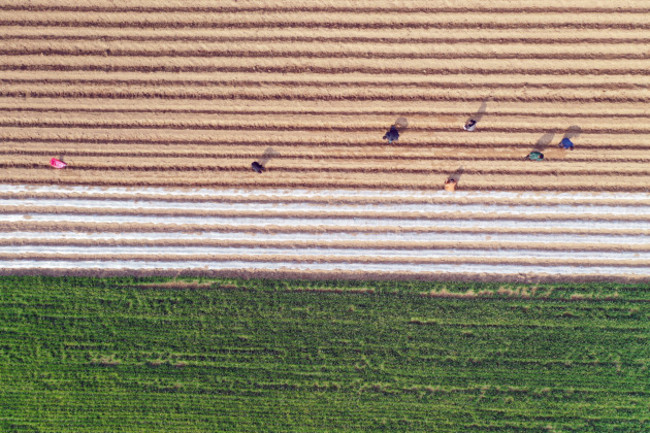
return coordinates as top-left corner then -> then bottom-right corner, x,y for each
0,277 -> 648,432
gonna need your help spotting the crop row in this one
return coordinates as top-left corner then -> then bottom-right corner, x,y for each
0,277 -> 647,432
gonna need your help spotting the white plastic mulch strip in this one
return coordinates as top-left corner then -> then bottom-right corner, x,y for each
0,260 -> 648,276
2,198 -> 648,216
2,184 -> 650,203
1,245 -> 649,261
4,213 -> 650,230
2,183 -> 649,277
0,231 -> 647,245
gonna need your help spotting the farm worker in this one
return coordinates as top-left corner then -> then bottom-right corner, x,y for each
525,151 -> 544,161
49,158 -> 67,169
463,119 -> 477,132
251,161 -> 265,174
560,137 -> 574,150
382,125 -> 399,143
444,178 -> 457,192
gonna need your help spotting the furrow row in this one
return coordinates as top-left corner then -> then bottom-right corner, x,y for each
3,26 -> 649,42
2,164 -> 650,179
1,91 -> 647,103
7,198 -> 650,217
2,20 -> 650,31
3,34 -> 650,45
3,78 -> 648,90
3,185 -> 648,200
2,120 -> 649,135
2,230 -> 649,246
3,5 -> 650,14
3,184 -> 649,205
1,107 -> 647,131
2,48 -> 649,60
0,107 -> 648,119
2,222 -> 647,237
5,212 -> 650,229
3,193 -> 650,208
0,97 -> 644,114
1,252 -> 649,267
2,248 -> 650,268
2,240 -> 649,253
3,137 -> 650,150
3,150 -> 650,165
4,148 -> 650,163
2,64 -> 648,76
3,178 -> 648,193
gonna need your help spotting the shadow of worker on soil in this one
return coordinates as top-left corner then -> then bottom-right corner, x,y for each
563,125 -> 582,141
259,147 -> 279,166
559,125 -> 582,150
394,116 -> 409,131
533,132 -> 555,153
447,166 -> 464,183
252,147 -> 280,174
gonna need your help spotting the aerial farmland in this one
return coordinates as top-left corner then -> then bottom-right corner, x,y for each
0,1 -> 648,431
0,0 -> 648,280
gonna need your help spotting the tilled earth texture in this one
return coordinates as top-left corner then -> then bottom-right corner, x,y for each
0,0 -> 648,281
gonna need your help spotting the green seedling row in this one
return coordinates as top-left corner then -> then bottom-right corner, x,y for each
0,277 -> 648,432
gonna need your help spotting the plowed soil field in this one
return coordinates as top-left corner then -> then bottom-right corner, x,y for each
1,0 -> 649,281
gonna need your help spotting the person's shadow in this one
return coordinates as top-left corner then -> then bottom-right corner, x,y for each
562,125 -> 582,141
394,117 -> 408,130
465,98 -> 489,128
251,147 -> 279,173
533,132 -> 555,153
259,147 -> 279,166
447,166 -> 464,183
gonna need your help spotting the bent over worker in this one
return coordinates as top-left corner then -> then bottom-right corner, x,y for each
251,161 -> 265,174
525,151 -> 544,161
382,125 -> 399,144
